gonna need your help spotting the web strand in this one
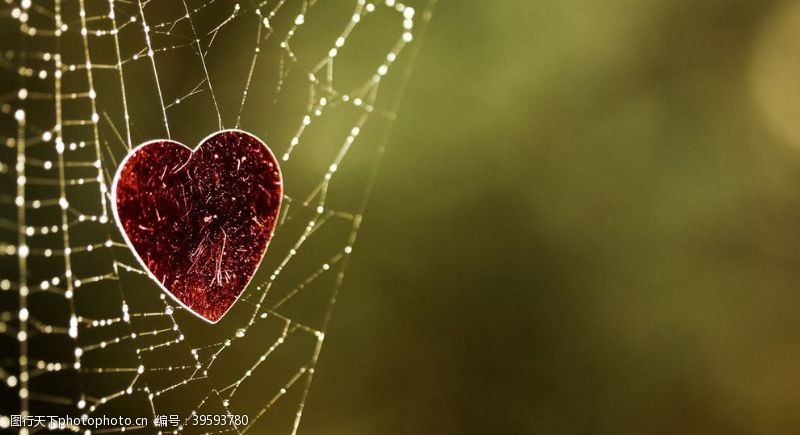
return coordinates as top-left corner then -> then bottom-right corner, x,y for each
0,0 -> 435,432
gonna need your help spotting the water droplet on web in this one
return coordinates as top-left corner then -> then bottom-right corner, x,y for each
1,0 -> 432,429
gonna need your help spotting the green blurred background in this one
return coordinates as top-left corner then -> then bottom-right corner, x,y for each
7,0 -> 800,432
303,0 -> 800,433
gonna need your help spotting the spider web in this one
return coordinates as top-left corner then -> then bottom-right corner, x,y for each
0,0 -> 434,432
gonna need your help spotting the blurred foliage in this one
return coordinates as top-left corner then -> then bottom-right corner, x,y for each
303,1 -> 800,433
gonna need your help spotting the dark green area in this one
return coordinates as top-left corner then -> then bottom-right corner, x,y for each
304,1 -> 800,433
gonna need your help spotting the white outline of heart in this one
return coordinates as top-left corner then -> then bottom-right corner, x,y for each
110,129 -> 283,324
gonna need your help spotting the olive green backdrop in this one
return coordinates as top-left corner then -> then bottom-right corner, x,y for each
5,0 -> 800,433
304,1 -> 800,433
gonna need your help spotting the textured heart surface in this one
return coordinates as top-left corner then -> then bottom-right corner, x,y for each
113,130 -> 282,323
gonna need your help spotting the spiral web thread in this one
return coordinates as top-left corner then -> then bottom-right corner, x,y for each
0,0 -> 434,432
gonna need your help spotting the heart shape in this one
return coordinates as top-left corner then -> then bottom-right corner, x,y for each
112,130 -> 282,323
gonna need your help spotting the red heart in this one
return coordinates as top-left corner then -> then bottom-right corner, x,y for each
112,130 -> 282,323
